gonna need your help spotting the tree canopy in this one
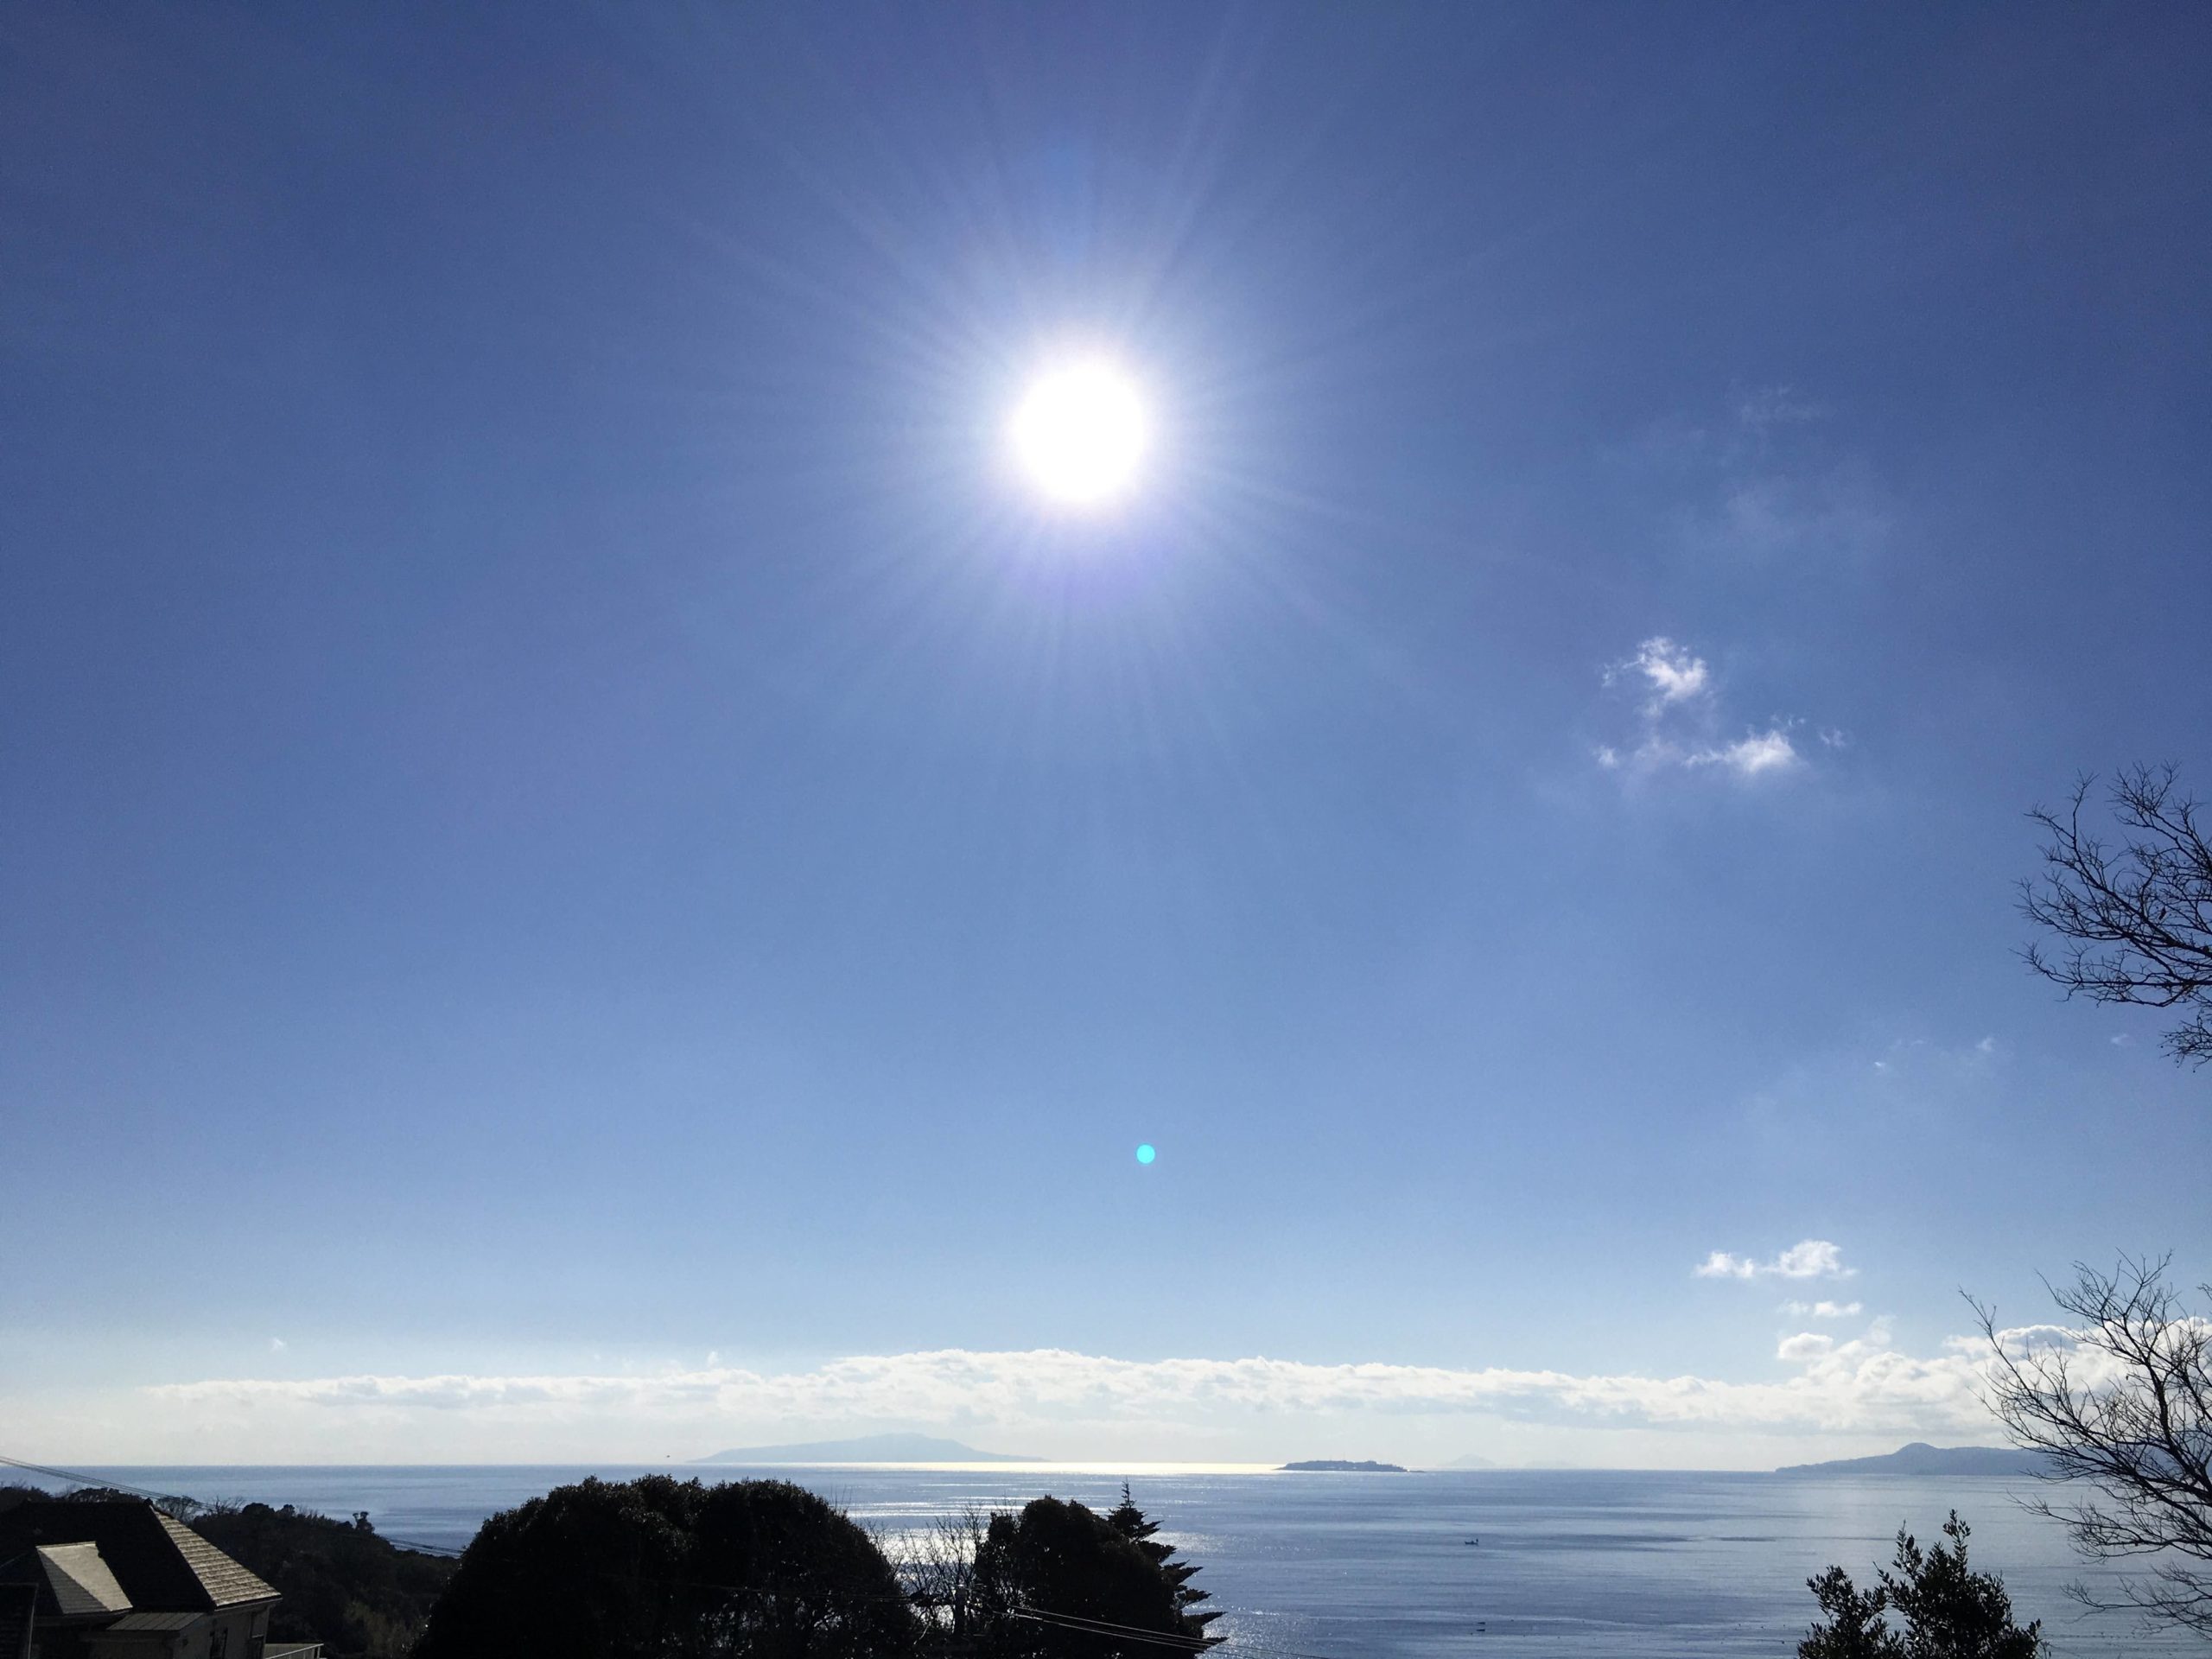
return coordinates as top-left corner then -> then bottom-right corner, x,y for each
412,1476 -> 917,1659
191,1501 -> 453,1659
1799,1512 -> 2044,1658
969,1495 -> 1220,1659
1104,1484 -> 1219,1640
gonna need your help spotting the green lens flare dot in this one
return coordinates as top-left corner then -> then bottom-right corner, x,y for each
1135,1143 -> 1156,1165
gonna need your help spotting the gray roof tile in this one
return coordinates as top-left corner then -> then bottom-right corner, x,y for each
0,1503 -> 276,1612
0,1542 -> 133,1618
107,1610 -> 206,1631
152,1514 -> 276,1607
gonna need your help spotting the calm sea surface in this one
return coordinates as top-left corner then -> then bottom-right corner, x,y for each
54,1465 -> 2191,1656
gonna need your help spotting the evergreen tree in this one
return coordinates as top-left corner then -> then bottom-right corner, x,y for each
1103,1485 -> 1220,1641
1799,1512 -> 2044,1658
969,1495 -> 1218,1658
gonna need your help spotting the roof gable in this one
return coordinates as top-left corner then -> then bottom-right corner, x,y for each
152,1514 -> 276,1608
35,1543 -> 133,1618
0,1504 -> 275,1611
0,1542 -> 133,1620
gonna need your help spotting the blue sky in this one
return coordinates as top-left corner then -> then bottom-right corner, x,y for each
3,3 -> 2208,1468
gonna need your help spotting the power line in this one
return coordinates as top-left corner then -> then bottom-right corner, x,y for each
1011,1605 -> 1373,1659
0,1454 -> 200,1510
0,1453 -> 465,1558
1014,1605 -> 1217,1650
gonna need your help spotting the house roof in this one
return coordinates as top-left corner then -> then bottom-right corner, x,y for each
0,1504 -> 276,1611
0,1543 -> 133,1618
150,1513 -> 276,1607
106,1610 -> 206,1631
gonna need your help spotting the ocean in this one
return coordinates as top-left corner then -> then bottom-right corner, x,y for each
46,1465 -> 2192,1656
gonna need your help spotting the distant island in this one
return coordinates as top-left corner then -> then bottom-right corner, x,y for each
1776,1442 -> 2056,1478
696,1433 -> 1041,1465
1442,1452 -> 1497,1470
1280,1459 -> 1407,1473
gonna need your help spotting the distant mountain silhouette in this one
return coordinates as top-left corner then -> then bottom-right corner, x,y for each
1776,1442 -> 2056,1477
695,1433 -> 1041,1465
1279,1459 -> 1407,1472
1443,1453 -> 1497,1470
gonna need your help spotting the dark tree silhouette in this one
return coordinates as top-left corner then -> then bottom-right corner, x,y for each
1975,1256 -> 2212,1637
193,1501 -> 453,1658
413,1476 -> 917,1659
1799,1512 -> 2044,1657
0,1487 -> 452,1656
969,1496 -> 1218,1658
2021,766 -> 2212,1065
1103,1485 -> 1219,1640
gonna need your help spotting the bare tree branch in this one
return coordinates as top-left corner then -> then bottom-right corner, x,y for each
890,1507 -> 990,1638
2020,765 -> 2212,1066
1975,1256 -> 2212,1637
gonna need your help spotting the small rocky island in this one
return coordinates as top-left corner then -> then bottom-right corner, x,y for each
1280,1459 -> 1407,1472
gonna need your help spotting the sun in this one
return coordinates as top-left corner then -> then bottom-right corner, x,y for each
1007,359 -> 1149,507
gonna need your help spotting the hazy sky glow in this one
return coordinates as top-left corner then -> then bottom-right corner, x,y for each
3,3 -> 2209,1468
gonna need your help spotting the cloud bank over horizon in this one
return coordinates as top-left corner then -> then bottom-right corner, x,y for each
8,1318 -> 2049,1466
149,1332 -> 1966,1432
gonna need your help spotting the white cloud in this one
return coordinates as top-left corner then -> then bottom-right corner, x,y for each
38,1310 -> 2164,1464
1782,1300 -> 1864,1319
1696,1240 -> 1854,1281
269,1338 -> 287,1353
1777,1241 -> 1853,1278
1610,637 -> 1711,709
1594,639 -> 1815,784
138,1332 -> 2011,1442
1694,728 -> 1799,777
